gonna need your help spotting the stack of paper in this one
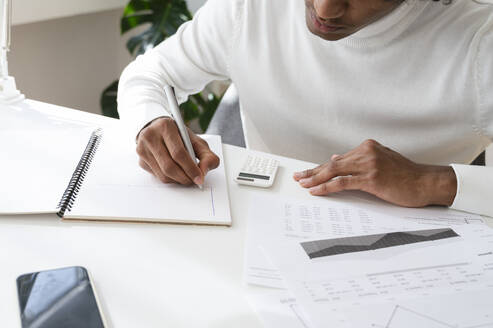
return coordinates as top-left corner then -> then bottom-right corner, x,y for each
244,195 -> 493,328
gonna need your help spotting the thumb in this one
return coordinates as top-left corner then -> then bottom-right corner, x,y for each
191,135 -> 220,177
198,152 -> 220,176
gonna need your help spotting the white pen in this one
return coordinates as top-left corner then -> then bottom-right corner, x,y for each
164,85 -> 203,189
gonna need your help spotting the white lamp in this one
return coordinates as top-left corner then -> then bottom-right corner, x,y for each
0,0 -> 24,104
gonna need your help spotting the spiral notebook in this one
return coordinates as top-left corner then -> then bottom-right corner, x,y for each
0,127 -> 232,226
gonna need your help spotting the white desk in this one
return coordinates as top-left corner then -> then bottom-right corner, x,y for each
0,100 -> 320,328
1,100 -> 492,327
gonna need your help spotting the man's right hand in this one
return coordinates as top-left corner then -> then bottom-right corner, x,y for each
136,117 -> 220,186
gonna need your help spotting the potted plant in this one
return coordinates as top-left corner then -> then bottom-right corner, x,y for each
101,0 -> 223,132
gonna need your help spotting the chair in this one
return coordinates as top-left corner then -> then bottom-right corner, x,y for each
206,84 -> 246,147
471,152 -> 486,166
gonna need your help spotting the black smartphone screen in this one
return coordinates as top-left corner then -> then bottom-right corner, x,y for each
16,266 -> 105,328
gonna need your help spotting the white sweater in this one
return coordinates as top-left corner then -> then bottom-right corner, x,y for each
118,0 -> 493,217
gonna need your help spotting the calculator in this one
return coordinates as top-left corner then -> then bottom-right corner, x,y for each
234,155 -> 279,188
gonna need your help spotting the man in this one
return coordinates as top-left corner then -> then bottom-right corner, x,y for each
117,0 -> 493,217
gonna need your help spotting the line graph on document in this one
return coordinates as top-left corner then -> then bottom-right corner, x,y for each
371,305 -> 493,328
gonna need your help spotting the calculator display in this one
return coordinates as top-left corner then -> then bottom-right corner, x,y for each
238,172 -> 271,180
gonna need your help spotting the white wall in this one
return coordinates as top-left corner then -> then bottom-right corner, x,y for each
9,0 -> 207,115
12,0 -> 206,25
10,9 -> 131,114
12,0 -> 127,25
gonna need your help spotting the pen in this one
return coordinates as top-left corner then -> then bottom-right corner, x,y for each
164,85 -> 203,189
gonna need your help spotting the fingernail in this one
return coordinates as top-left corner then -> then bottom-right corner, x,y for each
299,178 -> 311,186
309,186 -> 321,194
293,172 -> 303,179
194,176 -> 203,185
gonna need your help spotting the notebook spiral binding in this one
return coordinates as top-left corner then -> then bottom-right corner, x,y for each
57,128 -> 103,217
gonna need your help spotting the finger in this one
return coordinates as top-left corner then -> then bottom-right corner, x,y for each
331,154 -> 341,161
293,164 -> 325,181
140,148 -> 177,184
163,123 -> 203,185
299,160 -> 356,188
137,142 -> 165,179
191,134 -> 220,181
335,145 -> 365,162
198,152 -> 220,177
139,159 -> 153,174
139,158 -> 178,183
296,143 -> 372,183
145,137 -> 193,185
309,176 -> 362,196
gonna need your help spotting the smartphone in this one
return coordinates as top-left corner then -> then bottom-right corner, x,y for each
16,266 -> 107,328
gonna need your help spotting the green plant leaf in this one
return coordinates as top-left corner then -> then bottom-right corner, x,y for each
189,92 -> 222,132
101,80 -> 120,119
126,27 -> 163,55
180,99 -> 200,122
120,0 -> 192,56
124,0 -> 152,14
121,0 -> 153,33
199,93 -> 221,132
121,13 -> 153,34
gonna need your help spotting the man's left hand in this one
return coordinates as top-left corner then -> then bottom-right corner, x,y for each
293,139 -> 457,207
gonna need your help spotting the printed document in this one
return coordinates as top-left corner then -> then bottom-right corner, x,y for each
245,195 -> 431,289
245,196 -> 493,328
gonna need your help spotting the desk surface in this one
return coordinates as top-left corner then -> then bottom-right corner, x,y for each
1,100 -> 492,328
0,100 -> 320,328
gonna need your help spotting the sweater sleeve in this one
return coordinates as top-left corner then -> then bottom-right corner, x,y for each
117,0 -> 243,139
450,18 -> 493,218
450,164 -> 493,218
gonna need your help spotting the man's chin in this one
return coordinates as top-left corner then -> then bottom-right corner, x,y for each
308,28 -> 350,41
305,12 -> 352,41
306,23 -> 351,41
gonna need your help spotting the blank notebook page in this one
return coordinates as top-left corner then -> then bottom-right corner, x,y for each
0,128 -> 94,214
67,128 -> 232,225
